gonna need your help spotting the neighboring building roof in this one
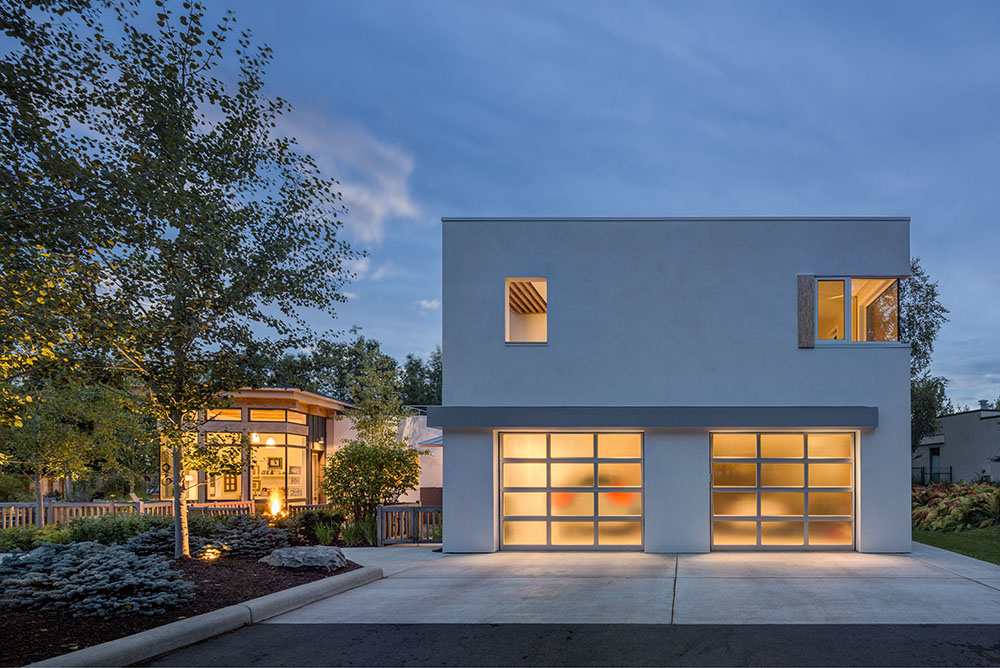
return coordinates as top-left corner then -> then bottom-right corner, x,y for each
418,435 -> 443,446
225,387 -> 355,412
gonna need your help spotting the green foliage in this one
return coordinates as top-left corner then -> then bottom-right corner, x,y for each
126,527 -> 208,558
360,516 -> 378,547
341,521 -> 366,547
292,509 -> 345,545
0,474 -> 30,501
313,523 -> 339,546
911,374 -> 953,451
0,542 -> 194,617
249,334 -> 399,405
912,483 -> 1000,531
400,346 -> 442,406
211,515 -> 289,558
66,513 -> 172,544
899,257 -> 950,378
0,525 -> 72,551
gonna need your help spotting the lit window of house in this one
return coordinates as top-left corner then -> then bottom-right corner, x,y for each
506,278 -> 547,343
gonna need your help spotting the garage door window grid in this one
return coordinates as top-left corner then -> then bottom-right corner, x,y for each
500,432 -> 643,550
711,432 -> 854,550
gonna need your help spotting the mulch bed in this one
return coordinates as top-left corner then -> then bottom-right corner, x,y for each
0,556 -> 361,667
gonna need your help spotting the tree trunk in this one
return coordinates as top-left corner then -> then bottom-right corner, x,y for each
171,441 -> 190,558
34,470 -> 44,528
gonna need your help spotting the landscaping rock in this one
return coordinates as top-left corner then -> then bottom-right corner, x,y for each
259,546 -> 347,571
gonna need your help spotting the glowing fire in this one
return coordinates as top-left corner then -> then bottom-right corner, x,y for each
267,487 -> 285,517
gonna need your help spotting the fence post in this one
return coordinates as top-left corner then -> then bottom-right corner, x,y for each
376,505 -> 383,547
411,508 -> 418,542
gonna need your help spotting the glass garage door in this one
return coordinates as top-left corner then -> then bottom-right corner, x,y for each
500,432 -> 643,550
711,432 -> 854,550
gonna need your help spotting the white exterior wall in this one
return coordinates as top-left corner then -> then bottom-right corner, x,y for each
643,430 -> 711,552
442,429 -> 497,552
439,218 -> 911,553
913,411 -> 1000,482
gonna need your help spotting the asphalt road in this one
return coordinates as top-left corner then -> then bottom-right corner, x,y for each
139,623 -> 1000,667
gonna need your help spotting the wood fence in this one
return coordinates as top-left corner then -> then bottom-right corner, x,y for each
287,503 -> 341,516
1,499 -> 255,528
376,505 -> 442,546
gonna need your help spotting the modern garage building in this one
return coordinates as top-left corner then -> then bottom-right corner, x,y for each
427,217 -> 912,553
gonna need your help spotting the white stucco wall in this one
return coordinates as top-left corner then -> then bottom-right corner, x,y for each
439,217 -> 911,553
913,411 -> 1000,482
442,429 -> 497,552
643,430 -> 711,552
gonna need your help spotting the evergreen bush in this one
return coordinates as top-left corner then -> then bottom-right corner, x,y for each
66,513 -> 172,544
212,515 -> 289,558
0,525 -> 72,551
0,542 -> 193,617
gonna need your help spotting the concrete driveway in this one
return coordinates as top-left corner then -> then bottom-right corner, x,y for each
268,542 -> 1000,625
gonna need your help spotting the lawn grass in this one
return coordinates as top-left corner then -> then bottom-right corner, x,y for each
913,526 -> 1000,566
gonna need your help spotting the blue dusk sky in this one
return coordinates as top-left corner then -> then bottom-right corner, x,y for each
231,1 -> 998,407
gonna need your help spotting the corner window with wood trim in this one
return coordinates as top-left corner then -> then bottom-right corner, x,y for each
814,277 -> 899,343
506,278 -> 547,343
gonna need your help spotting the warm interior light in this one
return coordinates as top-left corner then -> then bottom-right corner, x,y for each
265,437 -> 276,446
251,433 -> 260,444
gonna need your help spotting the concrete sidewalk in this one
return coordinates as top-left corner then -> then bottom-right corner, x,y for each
267,542 -> 1000,625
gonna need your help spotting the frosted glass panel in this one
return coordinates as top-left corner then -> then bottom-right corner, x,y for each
809,463 -> 851,487
597,434 -> 641,458
760,434 -> 804,459
761,463 -> 804,487
503,463 -> 547,488
598,463 -> 642,487
503,521 -> 546,545
502,433 -> 547,459
808,434 -> 852,459
761,521 -> 804,545
598,521 -> 642,545
809,521 -> 852,545
808,492 -> 852,516
551,463 -> 594,487
713,521 -> 756,545
550,492 -> 594,516
713,492 -> 756,517
552,521 -> 594,545
760,492 -> 804,517
713,462 -> 756,487
550,433 -> 593,458
713,434 -> 756,458
599,492 -> 641,516
503,492 -> 546,516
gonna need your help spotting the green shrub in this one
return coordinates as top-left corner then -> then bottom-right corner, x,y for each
66,513 -> 172,544
912,483 -> 1000,531
212,515 -> 289,558
313,523 -> 338,546
187,512 -> 226,538
0,542 -> 194,617
293,509 -> 345,544
360,517 -> 377,546
0,474 -> 31,502
125,528 -> 209,558
0,525 -> 72,551
341,521 -> 365,547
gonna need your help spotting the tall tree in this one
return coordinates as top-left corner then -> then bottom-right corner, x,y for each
0,0 -> 123,428
900,257 -> 951,450
251,333 -> 399,405
398,346 -> 441,406
6,1 -> 361,556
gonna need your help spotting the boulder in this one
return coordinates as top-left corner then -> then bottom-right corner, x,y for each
259,546 -> 347,571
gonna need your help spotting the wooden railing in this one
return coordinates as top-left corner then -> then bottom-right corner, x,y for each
188,500 -> 255,517
287,503 -> 341,516
0,501 -> 174,528
377,505 -> 442,546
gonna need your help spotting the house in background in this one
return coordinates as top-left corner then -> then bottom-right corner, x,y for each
397,414 -> 443,505
913,401 -> 1000,484
429,217 -> 912,553
161,388 -> 355,508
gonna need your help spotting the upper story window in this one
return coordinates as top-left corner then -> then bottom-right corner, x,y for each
506,278 -> 547,343
207,408 -> 242,421
249,409 -> 308,424
817,278 -> 898,342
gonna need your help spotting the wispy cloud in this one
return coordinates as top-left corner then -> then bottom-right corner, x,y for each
278,109 -> 420,245
416,298 -> 441,312
371,263 -> 397,281
342,291 -> 359,300
345,256 -> 371,279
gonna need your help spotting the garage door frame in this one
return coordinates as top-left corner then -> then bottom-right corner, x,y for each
499,431 -> 644,551
710,431 -> 856,551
